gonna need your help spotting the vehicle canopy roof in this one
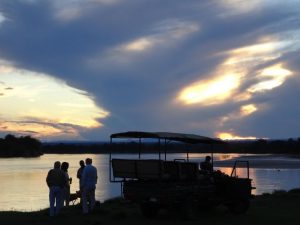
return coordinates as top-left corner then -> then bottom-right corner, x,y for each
110,131 -> 225,144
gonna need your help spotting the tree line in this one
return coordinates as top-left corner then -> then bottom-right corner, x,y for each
2,134 -> 300,157
41,138 -> 300,154
0,134 -> 42,157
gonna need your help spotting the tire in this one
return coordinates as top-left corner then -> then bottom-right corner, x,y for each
227,198 -> 250,214
140,203 -> 159,218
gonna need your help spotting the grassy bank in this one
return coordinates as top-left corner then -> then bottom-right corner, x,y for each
2,190 -> 300,225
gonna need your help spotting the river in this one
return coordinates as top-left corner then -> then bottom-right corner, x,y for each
0,153 -> 300,211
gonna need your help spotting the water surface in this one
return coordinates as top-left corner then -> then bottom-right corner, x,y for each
0,153 -> 300,211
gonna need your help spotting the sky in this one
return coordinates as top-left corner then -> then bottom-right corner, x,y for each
0,0 -> 300,141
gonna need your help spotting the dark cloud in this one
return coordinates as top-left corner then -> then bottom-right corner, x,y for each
0,0 -> 300,140
7,119 -> 82,131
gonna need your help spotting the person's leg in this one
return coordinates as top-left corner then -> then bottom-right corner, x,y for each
89,189 -> 96,211
55,187 -> 63,215
61,188 -> 66,207
65,186 -> 70,207
79,188 -> 83,204
82,188 -> 88,214
49,187 -> 55,216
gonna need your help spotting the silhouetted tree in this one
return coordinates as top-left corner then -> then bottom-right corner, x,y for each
0,134 -> 42,157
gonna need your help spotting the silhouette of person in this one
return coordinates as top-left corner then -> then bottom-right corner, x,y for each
200,155 -> 213,172
81,158 -> 98,214
46,161 -> 65,216
77,160 -> 85,191
61,162 -> 72,207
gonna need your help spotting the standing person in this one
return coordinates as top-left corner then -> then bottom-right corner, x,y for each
46,161 -> 65,216
77,160 -> 85,191
81,158 -> 98,214
61,162 -> 72,207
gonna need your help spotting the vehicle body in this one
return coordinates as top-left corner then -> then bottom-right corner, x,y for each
109,131 -> 253,217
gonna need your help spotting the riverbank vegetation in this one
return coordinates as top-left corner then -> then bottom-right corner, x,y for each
0,134 -> 42,157
1,189 -> 300,225
41,138 -> 300,154
2,133 -> 300,155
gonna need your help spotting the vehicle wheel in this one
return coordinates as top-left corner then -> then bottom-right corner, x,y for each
140,203 -> 159,218
227,199 -> 250,214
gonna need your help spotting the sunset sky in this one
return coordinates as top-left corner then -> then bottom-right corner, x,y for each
0,0 -> 300,141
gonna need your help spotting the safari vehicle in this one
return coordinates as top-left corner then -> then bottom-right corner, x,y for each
109,131 -> 253,218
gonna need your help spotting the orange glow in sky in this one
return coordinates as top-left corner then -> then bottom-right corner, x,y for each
216,132 -> 257,140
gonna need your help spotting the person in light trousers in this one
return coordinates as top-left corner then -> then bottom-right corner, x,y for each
81,158 -> 98,214
46,161 -> 65,216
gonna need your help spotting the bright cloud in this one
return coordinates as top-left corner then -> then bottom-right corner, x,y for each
124,38 -> 153,52
177,36 -> 295,140
224,41 -> 289,66
178,39 -> 294,107
240,104 -> 257,116
248,64 -> 292,93
178,73 -> 241,105
0,63 -> 109,139
220,103 -> 259,126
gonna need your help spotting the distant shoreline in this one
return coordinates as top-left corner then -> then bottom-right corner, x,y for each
41,139 -> 300,155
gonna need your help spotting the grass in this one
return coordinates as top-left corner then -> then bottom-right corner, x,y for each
1,190 -> 300,225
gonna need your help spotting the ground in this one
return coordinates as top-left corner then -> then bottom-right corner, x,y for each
1,190 -> 300,225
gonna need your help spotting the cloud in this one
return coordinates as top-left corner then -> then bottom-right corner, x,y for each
0,119 -> 83,140
88,19 -> 199,70
0,0 -> 300,140
247,64 -> 292,93
0,10 -> 5,25
0,63 -> 109,139
240,104 -> 257,117
52,0 -> 122,22
177,73 -> 241,105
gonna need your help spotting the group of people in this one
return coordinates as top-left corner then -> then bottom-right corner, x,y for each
46,158 -> 98,216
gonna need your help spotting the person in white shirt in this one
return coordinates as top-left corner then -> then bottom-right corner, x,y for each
81,158 -> 98,214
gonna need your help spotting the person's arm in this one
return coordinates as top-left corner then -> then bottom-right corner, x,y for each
59,171 -> 65,188
77,168 -> 81,179
95,168 -> 98,184
81,168 -> 86,188
46,170 -> 51,187
65,172 -> 71,186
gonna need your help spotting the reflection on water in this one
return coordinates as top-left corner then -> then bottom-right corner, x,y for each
0,153 -> 300,211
